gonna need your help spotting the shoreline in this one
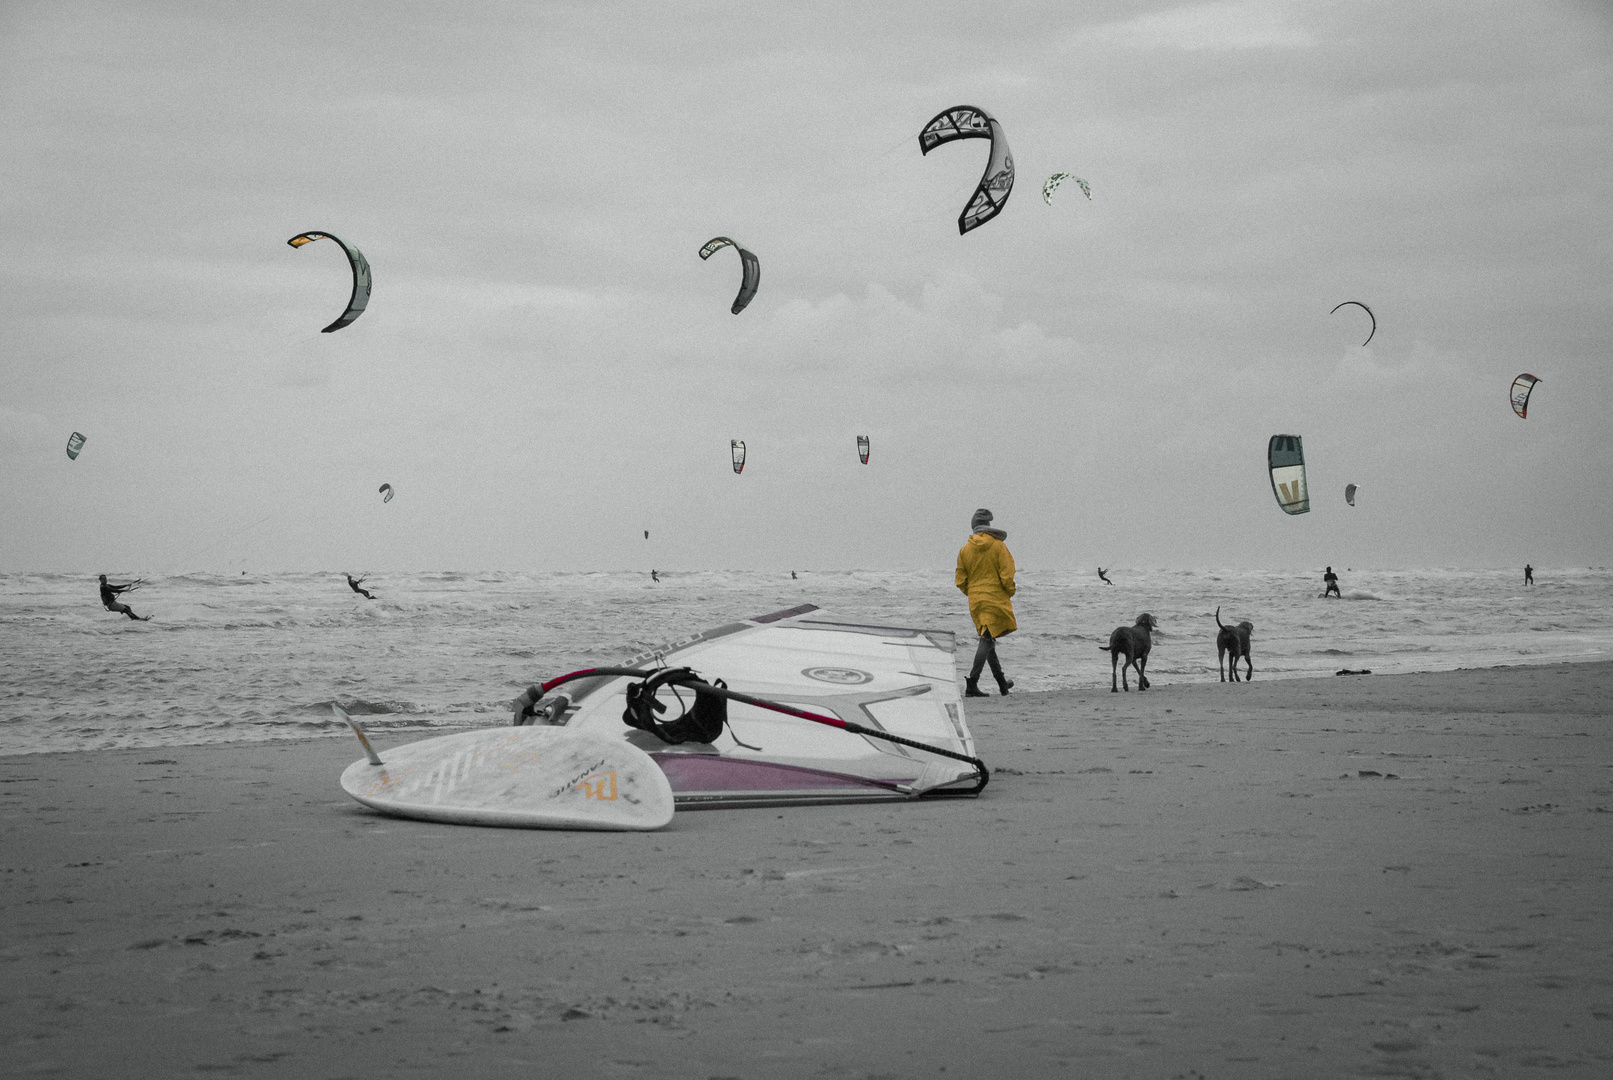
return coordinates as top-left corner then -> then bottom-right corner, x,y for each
5,654 -> 1610,761
4,662 -> 1611,1076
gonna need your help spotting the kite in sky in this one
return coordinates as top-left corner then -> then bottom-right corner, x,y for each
1510,374 -> 1540,418
1330,301 -> 1375,346
378,483 -> 394,503
699,237 -> 760,315
66,432 -> 86,460
1268,435 -> 1309,515
857,435 -> 870,465
1345,483 -> 1357,507
287,231 -> 372,333
1042,173 -> 1090,204
919,105 -> 1014,234
731,440 -> 746,475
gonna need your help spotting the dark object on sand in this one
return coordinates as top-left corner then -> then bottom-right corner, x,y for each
1335,668 -> 1372,676
1214,606 -> 1253,683
1100,614 -> 1157,692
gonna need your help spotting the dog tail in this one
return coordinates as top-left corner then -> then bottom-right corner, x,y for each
1215,605 -> 1225,629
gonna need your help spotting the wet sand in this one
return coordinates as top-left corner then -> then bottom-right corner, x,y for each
4,662 -> 1611,1078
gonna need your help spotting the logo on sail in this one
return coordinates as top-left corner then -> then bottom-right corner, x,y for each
579,771 -> 618,800
802,666 -> 874,685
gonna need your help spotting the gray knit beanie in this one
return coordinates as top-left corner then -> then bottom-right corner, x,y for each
971,508 -> 993,530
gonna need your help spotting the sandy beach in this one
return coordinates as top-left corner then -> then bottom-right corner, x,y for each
4,661 -> 1611,1078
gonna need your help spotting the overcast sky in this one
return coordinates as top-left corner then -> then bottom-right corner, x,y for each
3,0 -> 1610,574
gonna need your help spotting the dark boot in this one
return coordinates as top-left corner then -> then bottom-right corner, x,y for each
964,677 -> 988,698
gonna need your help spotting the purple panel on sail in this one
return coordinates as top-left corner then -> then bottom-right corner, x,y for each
652,754 -> 910,807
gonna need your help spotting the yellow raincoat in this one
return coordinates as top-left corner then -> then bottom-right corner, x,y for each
955,531 -> 1017,638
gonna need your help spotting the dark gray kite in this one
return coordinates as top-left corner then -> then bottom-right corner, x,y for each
699,237 -> 760,314
287,231 -> 372,333
919,105 -> 1014,234
1330,301 -> 1375,346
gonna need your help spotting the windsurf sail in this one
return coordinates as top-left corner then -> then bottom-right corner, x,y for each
66,432 -> 86,459
731,439 -> 746,474
287,231 -> 372,333
857,435 -> 870,464
509,605 -> 985,808
1511,373 -> 1540,418
919,105 -> 1014,234
1344,483 -> 1357,507
1268,435 -> 1309,515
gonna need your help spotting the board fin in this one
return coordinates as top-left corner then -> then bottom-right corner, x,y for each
331,702 -> 384,765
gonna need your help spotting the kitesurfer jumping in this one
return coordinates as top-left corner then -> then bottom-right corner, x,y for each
1323,566 -> 1341,598
345,574 -> 376,600
98,575 -> 150,621
1524,564 -> 1534,586
956,509 -> 1016,697
1097,567 -> 1112,585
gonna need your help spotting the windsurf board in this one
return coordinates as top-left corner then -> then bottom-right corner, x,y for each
339,726 -> 674,830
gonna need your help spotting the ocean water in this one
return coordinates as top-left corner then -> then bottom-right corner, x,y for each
2,567 -> 1610,756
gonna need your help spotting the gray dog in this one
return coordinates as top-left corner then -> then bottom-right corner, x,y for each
1214,606 -> 1253,682
1099,613 -> 1157,692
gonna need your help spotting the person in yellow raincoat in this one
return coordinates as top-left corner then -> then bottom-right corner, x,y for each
955,508 -> 1016,697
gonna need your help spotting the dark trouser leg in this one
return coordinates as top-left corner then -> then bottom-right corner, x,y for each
968,631 -> 994,681
986,644 -> 1012,695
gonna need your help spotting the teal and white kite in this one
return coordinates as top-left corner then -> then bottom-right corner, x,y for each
1268,435 -> 1309,515
1042,173 -> 1090,204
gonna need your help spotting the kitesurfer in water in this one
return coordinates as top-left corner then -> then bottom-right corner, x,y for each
1323,566 -> 1341,598
345,574 -> 376,600
1524,564 -> 1534,585
98,575 -> 150,621
651,569 -> 659,583
1097,567 -> 1112,585
956,509 -> 1016,697
791,571 -> 797,580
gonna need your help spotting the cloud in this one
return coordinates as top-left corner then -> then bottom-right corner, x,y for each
1075,1 -> 1317,52
0,405 -> 56,454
